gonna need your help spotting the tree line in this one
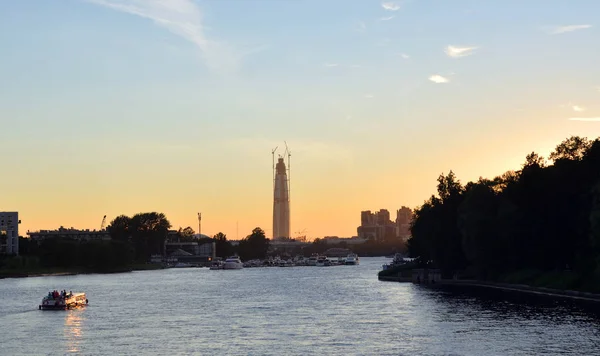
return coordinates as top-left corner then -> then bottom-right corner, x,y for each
407,136 -> 600,291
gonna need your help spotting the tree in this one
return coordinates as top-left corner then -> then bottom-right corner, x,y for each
173,226 -> 196,242
523,151 -> 546,168
107,215 -> 131,241
129,212 -> 172,261
237,227 -> 270,261
213,232 -> 233,258
457,183 -> 501,278
437,170 -> 463,201
549,136 -> 591,162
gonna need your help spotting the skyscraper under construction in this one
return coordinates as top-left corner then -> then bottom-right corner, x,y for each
272,149 -> 290,240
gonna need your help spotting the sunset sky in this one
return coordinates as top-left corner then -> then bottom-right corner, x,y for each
1,0 -> 599,240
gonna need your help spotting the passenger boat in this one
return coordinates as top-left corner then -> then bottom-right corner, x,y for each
39,290 -> 88,310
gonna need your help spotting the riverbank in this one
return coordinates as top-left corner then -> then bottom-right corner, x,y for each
0,263 -> 166,279
379,275 -> 600,303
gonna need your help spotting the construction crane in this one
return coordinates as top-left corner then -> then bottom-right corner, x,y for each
100,215 -> 107,230
294,228 -> 307,242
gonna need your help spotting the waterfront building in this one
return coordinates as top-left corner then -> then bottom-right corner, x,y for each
27,226 -> 110,241
0,211 -> 20,255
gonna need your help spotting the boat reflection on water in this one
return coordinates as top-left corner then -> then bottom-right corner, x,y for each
64,311 -> 83,353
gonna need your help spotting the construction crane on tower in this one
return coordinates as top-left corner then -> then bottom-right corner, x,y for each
294,228 -> 307,242
100,215 -> 107,231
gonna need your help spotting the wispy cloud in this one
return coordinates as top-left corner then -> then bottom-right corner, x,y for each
397,53 -> 410,59
84,0 -> 254,73
429,75 -> 450,84
323,63 -> 361,69
364,94 -> 375,99
380,16 -> 395,21
569,117 -> 600,122
572,105 -> 586,112
381,2 -> 400,11
445,45 -> 478,58
550,24 -> 592,34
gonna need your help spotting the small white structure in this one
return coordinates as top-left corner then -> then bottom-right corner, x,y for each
0,212 -> 20,255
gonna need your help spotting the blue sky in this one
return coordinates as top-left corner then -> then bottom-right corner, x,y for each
1,0 -> 599,238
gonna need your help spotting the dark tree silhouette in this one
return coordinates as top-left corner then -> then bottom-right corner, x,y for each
408,136 -> 600,291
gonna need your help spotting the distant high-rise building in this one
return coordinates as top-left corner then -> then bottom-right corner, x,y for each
273,157 -> 290,240
396,206 -> 413,240
0,212 -> 20,255
357,209 -> 396,240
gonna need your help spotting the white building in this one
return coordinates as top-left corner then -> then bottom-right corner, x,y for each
0,212 -> 20,255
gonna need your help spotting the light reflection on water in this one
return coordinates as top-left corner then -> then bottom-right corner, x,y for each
65,310 -> 83,353
1,257 -> 600,355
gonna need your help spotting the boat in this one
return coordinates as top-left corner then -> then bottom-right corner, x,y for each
307,254 -> 319,266
39,290 -> 88,310
209,260 -> 224,270
315,255 -> 328,267
223,256 -> 244,270
172,262 -> 193,268
345,253 -> 360,265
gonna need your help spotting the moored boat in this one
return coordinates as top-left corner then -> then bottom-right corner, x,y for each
223,256 -> 244,270
39,290 -> 88,310
345,253 -> 360,265
315,255 -> 329,267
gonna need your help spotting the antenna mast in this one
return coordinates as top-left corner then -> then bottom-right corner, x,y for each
197,212 -> 201,237
271,146 -> 278,191
284,141 -> 291,238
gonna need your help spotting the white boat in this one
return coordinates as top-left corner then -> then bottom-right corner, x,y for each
307,254 -> 319,266
345,253 -> 360,265
39,290 -> 88,310
315,255 -> 329,267
223,256 -> 244,270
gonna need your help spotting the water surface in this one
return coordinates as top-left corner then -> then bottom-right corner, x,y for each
1,257 -> 599,355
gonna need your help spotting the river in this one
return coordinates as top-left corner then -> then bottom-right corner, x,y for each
1,257 -> 599,355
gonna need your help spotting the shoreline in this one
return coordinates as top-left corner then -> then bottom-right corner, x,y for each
442,280 -> 600,303
0,264 -> 166,280
379,275 -> 600,302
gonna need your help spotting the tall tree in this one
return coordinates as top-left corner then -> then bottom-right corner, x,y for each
129,212 -> 171,261
213,232 -> 233,258
107,215 -> 131,241
238,227 -> 270,261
